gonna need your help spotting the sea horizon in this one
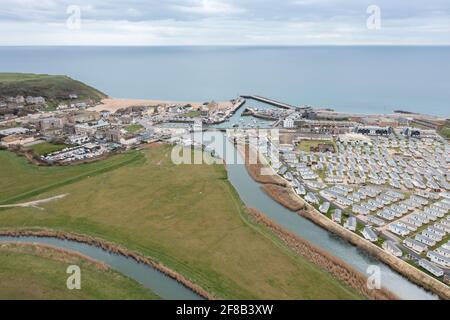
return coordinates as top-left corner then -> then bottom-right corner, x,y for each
1,45 -> 449,117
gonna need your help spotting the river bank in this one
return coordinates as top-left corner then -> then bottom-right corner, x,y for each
247,208 -> 396,300
0,229 -> 214,300
298,209 -> 450,300
0,241 -> 110,271
236,143 -> 395,299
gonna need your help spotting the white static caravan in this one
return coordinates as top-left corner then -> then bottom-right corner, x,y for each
419,259 -> 444,277
427,251 -> 450,268
403,238 -> 428,254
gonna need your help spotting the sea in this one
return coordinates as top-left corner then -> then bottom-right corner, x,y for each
0,46 -> 449,117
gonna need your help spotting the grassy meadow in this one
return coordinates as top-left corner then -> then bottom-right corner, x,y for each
0,145 -> 362,299
0,243 -> 159,300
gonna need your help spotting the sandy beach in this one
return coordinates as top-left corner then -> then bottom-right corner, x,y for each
89,98 -> 233,113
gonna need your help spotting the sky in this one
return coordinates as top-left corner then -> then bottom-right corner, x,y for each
0,0 -> 449,45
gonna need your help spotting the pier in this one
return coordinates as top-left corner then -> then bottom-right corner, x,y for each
241,95 -> 295,109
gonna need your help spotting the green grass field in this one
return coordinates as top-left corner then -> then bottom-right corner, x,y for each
438,120 -> 450,139
0,244 -> 159,300
0,146 -> 362,300
28,142 -> 69,156
126,124 -> 144,134
182,110 -> 202,118
0,73 -> 106,102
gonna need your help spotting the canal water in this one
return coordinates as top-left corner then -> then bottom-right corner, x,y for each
0,236 -> 202,300
199,130 -> 438,300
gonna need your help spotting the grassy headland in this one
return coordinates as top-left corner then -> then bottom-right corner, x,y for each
0,73 -> 106,102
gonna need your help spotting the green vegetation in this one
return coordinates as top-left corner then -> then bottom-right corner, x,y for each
182,110 -> 202,118
438,120 -> 450,139
126,124 -> 144,134
297,140 -> 336,153
0,146 -> 362,299
0,73 -> 107,102
0,150 -> 144,205
0,244 -> 159,300
28,142 -> 69,156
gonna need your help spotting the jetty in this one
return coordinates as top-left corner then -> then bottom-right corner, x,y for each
241,95 -> 295,109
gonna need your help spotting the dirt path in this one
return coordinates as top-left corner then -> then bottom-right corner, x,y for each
0,194 -> 69,209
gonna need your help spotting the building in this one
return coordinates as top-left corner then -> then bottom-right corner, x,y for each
38,117 -> 64,131
0,134 -> 35,147
75,119 -> 109,136
383,241 -> 403,257
319,202 -> 330,214
389,223 -> 410,237
345,216 -> 357,231
362,227 -> 378,242
419,259 -> 444,277
427,251 -> 450,268
332,209 -> 342,224
305,192 -> 320,205
0,127 -> 29,136
283,118 -> 295,129
435,247 -> 450,258
403,238 -> 428,254
67,135 -> 90,145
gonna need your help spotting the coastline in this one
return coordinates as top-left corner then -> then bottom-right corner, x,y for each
89,98 -> 233,114
238,143 -> 450,300
0,229 -> 214,300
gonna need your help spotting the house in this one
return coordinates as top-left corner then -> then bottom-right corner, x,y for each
345,216 -> 357,231
382,241 -> 403,257
319,202 -> 330,214
332,209 -> 342,224
415,234 -> 436,247
427,251 -> 450,268
352,204 -> 369,215
403,238 -> 428,254
435,247 -> 450,259
389,223 -> 410,237
367,216 -> 385,227
419,259 -> 444,277
362,227 -> 378,242
305,193 -> 320,205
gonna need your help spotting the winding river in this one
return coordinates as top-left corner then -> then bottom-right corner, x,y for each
0,236 -> 203,300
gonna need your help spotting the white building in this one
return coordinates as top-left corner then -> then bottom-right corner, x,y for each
345,216 -> 357,231
362,227 -> 378,242
403,238 -> 428,254
389,223 -> 410,237
427,251 -> 450,268
419,259 -> 444,277
382,241 -> 403,257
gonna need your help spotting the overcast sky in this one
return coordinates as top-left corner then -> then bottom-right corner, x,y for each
0,0 -> 449,45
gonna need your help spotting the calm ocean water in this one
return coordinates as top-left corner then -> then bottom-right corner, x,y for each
0,46 -> 449,116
